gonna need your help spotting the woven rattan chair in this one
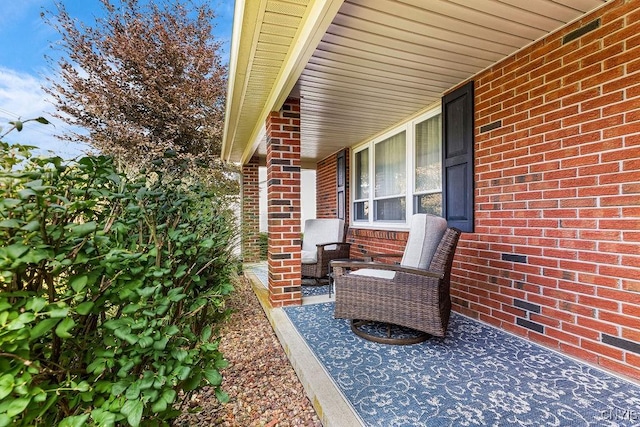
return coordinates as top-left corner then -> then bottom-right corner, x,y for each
301,219 -> 351,284
332,214 -> 461,344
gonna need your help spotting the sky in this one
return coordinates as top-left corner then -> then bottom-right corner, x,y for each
0,0 -> 235,159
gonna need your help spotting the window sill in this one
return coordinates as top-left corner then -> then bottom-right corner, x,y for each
349,222 -> 410,232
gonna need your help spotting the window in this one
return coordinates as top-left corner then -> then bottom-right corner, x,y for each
352,108 -> 442,227
375,131 -> 406,221
353,148 -> 369,221
414,114 -> 442,216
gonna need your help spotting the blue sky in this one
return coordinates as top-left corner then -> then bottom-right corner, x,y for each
0,0 -> 234,158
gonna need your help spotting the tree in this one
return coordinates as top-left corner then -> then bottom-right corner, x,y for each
44,0 -> 229,177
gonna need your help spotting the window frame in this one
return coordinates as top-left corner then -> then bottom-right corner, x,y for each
350,106 -> 442,230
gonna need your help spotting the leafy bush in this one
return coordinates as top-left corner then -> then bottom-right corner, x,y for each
259,232 -> 268,261
0,143 -> 237,426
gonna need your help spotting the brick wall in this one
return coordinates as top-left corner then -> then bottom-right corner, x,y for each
316,149 -> 350,222
348,229 -> 408,260
315,0 -> 640,379
266,98 -> 302,307
241,156 -> 260,263
317,154 -> 337,218
462,0 -> 640,379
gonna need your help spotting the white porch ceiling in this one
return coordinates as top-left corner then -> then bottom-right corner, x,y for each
223,0 -> 609,166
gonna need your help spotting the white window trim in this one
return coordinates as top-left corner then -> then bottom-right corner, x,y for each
350,106 -> 442,231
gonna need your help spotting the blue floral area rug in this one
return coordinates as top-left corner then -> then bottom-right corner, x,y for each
301,280 -> 331,297
284,303 -> 640,427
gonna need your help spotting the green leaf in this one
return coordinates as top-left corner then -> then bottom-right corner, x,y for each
200,325 -> 212,342
25,297 -> 47,312
69,275 -> 88,293
0,219 -> 21,229
125,382 -> 140,400
204,369 -> 222,386
6,397 -> 30,417
138,336 -> 153,349
20,220 -> 40,232
86,358 -> 106,375
215,389 -> 230,404
91,408 -> 116,426
59,414 -> 90,427
161,389 -> 176,405
34,117 -> 50,125
153,337 -> 168,351
111,380 -> 129,396
0,374 -> 14,400
170,348 -> 188,363
67,221 -> 97,237
76,301 -> 94,315
121,400 -> 143,427
17,188 -> 37,199
55,317 -> 75,339
0,414 -> 10,427
150,398 -> 167,413
7,312 -> 35,330
4,243 -> 29,260
174,366 -> 191,381
30,318 -> 58,339
48,306 -> 69,318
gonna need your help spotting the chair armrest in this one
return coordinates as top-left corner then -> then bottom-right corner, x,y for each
316,242 -> 350,248
330,260 -> 444,279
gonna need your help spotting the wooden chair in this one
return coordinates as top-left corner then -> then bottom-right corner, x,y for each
332,214 -> 461,344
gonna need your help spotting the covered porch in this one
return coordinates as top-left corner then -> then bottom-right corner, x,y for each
223,0 -> 640,382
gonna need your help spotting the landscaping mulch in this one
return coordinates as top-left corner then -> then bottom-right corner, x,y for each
176,276 -> 322,426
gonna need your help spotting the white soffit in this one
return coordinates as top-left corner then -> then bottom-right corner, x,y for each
228,0 -> 608,165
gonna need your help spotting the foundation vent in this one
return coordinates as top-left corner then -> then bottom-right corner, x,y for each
562,19 -> 600,44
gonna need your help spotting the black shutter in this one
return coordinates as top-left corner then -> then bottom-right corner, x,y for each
442,81 -> 474,232
336,149 -> 347,220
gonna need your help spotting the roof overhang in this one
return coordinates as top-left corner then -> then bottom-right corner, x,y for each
223,0 -> 610,167
222,0 -> 345,165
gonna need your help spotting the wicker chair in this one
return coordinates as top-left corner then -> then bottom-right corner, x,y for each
332,214 -> 461,344
301,219 -> 351,284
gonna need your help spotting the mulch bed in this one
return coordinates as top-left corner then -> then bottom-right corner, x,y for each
175,276 -> 322,426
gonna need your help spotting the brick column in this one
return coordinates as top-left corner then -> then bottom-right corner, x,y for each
266,98 -> 302,307
241,156 -> 260,263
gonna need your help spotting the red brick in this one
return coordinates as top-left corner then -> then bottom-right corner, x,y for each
599,357 -> 640,381
559,343 -> 599,364
581,339 -> 624,361
598,311 -> 640,330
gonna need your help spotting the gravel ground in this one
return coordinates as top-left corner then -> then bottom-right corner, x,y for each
175,276 -> 322,426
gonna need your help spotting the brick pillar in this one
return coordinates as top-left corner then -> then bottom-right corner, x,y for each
266,97 -> 302,307
241,156 -> 260,263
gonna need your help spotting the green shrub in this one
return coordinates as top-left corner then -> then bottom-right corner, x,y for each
0,142 -> 236,426
259,232 -> 268,261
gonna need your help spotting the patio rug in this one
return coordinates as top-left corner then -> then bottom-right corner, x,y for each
284,302 -> 640,427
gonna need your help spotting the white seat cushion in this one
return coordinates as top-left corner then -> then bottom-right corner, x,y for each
301,250 -> 317,264
302,219 -> 345,253
350,268 -> 396,280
